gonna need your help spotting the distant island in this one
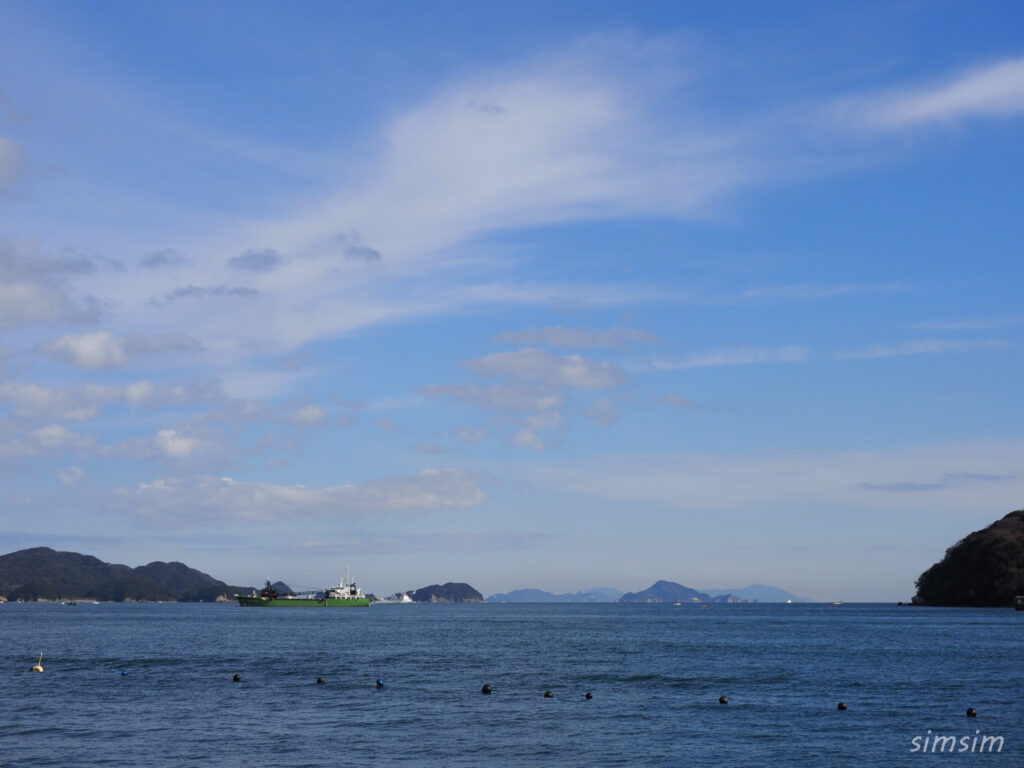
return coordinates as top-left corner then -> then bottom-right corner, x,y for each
485,582 -> 810,603
487,587 -> 623,603
0,547 -> 251,602
620,580 -> 713,603
704,585 -> 813,603
409,582 -> 483,603
1,545 -> 813,607
913,509 -> 1024,607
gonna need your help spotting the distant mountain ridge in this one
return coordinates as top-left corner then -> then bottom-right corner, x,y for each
486,583 -> 809,603
0,547 -> 251,602
487,587 -> 623,603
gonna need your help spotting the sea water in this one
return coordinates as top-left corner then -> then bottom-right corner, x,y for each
1,603 -> 1020,766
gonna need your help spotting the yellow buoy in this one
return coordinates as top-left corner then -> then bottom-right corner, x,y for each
31,652 -> 43,673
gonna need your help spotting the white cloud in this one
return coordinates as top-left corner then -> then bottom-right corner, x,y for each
111,469 -> 486,523
0,382 -> 99,421
0,240 -> 104,330
153,429 -> 207,459
451,425 -> 488,444
289,405 -> 326,426
837,338 -> 1007,360
583,397 -> 619,426
494,326 -> 659,348
64,33 -> 734,370
42,331 -> 202,369
57,466 -> 86,486
643,345 -> 808,371
375,417 -> 401,432
422,384 -> 563,412
465,348 -> 626,389
0,424 -> 95,458
853,57 -> 1024,129
0,380 -> 216,422
508,429 -> 545,452
45,331 -> 129,368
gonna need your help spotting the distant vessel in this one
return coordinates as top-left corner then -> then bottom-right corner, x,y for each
831,601 -> 842,607
377,592 -> 414,604
1015,595 -> 1023,611
236,566 -> 370,607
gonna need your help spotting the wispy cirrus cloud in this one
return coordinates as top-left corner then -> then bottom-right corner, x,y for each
736,282 -> 903,302
849,56 -> 1024,130
522,441 -> 1024,513
640,345 -> 809,371
837,338 -> 1007,360
857,471 -> 1016,493
110,469 -> 486,524
494,326 -> 659,349
909,315 -> 1024,331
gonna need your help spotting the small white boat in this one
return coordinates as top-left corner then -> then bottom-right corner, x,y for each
376,592 -> 414,604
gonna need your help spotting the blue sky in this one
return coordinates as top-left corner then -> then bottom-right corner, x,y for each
1,1 -> 1023,600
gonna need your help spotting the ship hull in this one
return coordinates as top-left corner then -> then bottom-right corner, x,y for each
236,595 -> 370,607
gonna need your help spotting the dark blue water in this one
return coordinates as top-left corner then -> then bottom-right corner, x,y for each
1,603 -> 1020,766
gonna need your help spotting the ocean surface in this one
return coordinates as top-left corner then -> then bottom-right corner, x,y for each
1,602 -> 1020,766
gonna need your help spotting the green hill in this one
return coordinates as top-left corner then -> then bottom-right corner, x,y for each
409,582 -> 483,603
0,547 -> 250,602
913,509 -> 1024,607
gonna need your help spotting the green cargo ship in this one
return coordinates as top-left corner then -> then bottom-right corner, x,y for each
236,566 -> 371,607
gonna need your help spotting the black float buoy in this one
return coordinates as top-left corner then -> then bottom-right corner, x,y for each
585,692 -> 593,700
719,696 -> 728,705
544,690 -> 554,698
376,678 -> 384,688
232,674 -> 241,683
481,684 -> 492,695
837,702 -> 847,711
121,670 -> 128,677
966,707 -> 977,718
316,677 -> 324,684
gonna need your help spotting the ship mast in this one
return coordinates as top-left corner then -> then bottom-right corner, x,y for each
345,564 -> 350,588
